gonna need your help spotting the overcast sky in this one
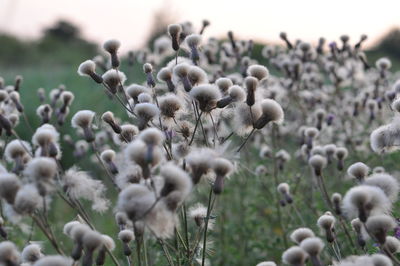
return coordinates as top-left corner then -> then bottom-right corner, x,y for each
1,0 -> 399,51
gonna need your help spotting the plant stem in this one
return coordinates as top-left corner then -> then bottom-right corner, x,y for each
201,187 -> 214,266
189,111 -> 203,146
159,239 -> 175,266
271,125 -> 288,249
236,128 -> 256,153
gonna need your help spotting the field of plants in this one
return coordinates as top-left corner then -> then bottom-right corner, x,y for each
0,20 -> 400,266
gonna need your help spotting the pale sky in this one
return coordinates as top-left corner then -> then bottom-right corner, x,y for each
1,0 -> 399,51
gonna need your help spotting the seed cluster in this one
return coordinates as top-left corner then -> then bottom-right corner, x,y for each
0,20 -> 399,266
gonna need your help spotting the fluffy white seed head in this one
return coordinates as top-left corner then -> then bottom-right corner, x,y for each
366,214 -> 396,244
308,155 -> 327,172
100,235 -> 115,251
0,91 -> 8,102
259,145 -> 272,158
216,78 -> 233,94
310,146 -> 323,157
4,139 -> 32,162
259,99 -> 284,124
190,84 -> 221,112
159,94 -> 183,118
188,203 -> 208,227
290,228 -> 315,244
157,67 -> 173,82
168,24 -> 182,36
25,157 -> 57,183
376,57 -> 391,70
139,128 -> 165,146
247,65 -> 269,81
115,212 -> 129,227
228,85 -> 246,102
366,214 -> 396,232
364,173 -> 399,202
173,63 -> 190,78
305,127 -> 319,138
115,164 -> 143,189
391,97 -> 400,113
373,166 -> 386,174
14,184 -> 41,214
234,102 -> 262,136
118,229 -> 134,243
143,63 -> 153,74
33,255 -> 72,266
125,139 -> 163,169
385,236 -> 400,254
244,76 -> 258,92
100,149 -> 116,163
256,262 -> 277,266
278,183 -> 290,195
22,243 -> 42,263
102,69 -> 127,88
126,84 -> 150,99
63,221 -> 81,236
370,124 -> 393,153
371,254 -> 393,266
188,66 -> 208,85
186,148 -> 215,183
119,124 -> 139,143
62,166 -> 110,212
32,124 -> 59,147
300,237 -> 324,256
276,150 -> 291,162
212,158 -> 234,177
103,39 -> 121,54
342,185 -> 392,220
134,103 -> 160,120
160,163 -> 192,202
82,230 -> 103,251
77,60 -> 96,76
332,192 -> 342,204
0,173 -> 21,204
347,162 -> 370,180
117,184 -> 157,220
138,92 -> 152,103
282,246 -> 308,265
335,147 -> 348,160
70,223 -> 91,243
101,111 -> 115,124
315,108 -> 326,120
36,104 -> 52,118
71,110 -> 95,129
324,144 -> 336,156
9,91 -> 20,102
185,34 -> 201,47
0,241 -> 20,265
317,214 -> 335,230
351,218 -> 363,233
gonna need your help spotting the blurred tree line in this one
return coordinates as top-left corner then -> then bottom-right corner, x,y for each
0,20 -> 98,67
373,28 -> 400,59
1,19 -> 400,68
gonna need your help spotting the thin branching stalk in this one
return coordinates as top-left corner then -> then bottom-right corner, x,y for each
30,214 -> 65,255
271,124 -> 288,249
201,187 -> 215,266
188,111 -> 203,146
91,142 -> 120,191
236,128 -> 256,153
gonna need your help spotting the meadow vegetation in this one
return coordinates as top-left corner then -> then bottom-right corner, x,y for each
0,20 -> 400,266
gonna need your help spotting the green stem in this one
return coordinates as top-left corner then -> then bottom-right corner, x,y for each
201,187 -> 214,266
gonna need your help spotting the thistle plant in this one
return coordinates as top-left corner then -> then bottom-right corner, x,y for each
0,19 -> 400,266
